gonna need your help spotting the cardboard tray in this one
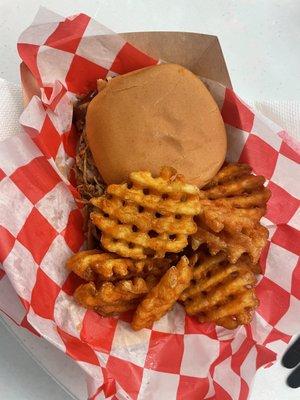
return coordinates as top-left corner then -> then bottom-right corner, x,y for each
20,31 -> 232,105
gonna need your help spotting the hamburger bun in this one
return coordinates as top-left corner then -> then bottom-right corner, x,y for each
86,63 -> 227,186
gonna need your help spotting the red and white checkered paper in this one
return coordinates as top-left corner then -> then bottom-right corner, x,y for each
1,7 -> 300,400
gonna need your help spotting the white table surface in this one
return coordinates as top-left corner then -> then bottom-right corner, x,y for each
0,1 -> 299,400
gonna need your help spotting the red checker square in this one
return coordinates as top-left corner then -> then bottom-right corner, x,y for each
185,316 -> 217,339
62,209 -> 84,253
17,43 -> 41,85
0,269 -> 5,280
291,259 -> 300,300
81,310 -> 118,353
263,327 -> 291,346
62,271 -> 85,296
0,168 -> 6,182
31,268 -> 60,319
101,367 -> 117,398
0,226 -> 15,263
256,276 -> 290,326
258,241 -> 270,275
177,375 -> 209,400
213,382 -> 232,400
255,343 -> 277,369
280,141 -> 300,164
110,42 -> 157,75
272,225 -> 300,255
239,135 -> 278,179
238,379 -> 250,400
58,327 -> 100,366
11,156 -> 61,204
221,89 -> 254,132
17,208 -> 58,264
33,115 -> 62,158
145,331 -> 184,373
266,182 -> 299,224
66,54 -> 108,94
45,14 -> 90,54
106,356 -> 143,400
62,125 -> 79,158
20,315 -> 40,336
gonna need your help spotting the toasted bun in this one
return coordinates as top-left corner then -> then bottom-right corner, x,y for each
86,63 -> 227,186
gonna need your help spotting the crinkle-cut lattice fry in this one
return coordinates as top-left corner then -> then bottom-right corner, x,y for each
191,222 -> 268,264
90,167 -> 201,259
67,249 -> 171,282
131,256 -> 192,330
74,275 -> 158,310
197,163 -> 271,235
181,252 -> 259,329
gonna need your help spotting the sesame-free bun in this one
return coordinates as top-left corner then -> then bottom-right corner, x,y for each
86,63 -> 227,186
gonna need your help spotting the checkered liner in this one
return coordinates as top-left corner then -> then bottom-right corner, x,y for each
0,8 -> 299,400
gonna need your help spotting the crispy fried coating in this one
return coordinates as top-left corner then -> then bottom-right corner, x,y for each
74,275 -> 158,316
131,256 -> 192,330
90,167 -> 200,259
193,163 -> 270,263
192,222 -> 269,264
181,251 -> 260,329
67,249 -> 171,282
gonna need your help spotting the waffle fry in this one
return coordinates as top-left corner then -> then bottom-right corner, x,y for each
192,163 -> 270,263
181,252 -> 259,329
67,249 -> 171,282
192,222 -> 269,264
199,163 -> 271,235
90,167 -> 200,259
74,275 -> 158,316
131,256 -> 192,330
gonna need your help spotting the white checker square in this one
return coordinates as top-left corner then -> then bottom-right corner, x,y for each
19,19 -> 61,45
110,320 -> 151,368
27,307 -> 66,351
54,291 -> 86,338
265,242 -> 298,292
288,207 -> 300,230
0,131 -> 42,176
276,295 -> 300,335
214,358 -> 241,400
36,181 -> 76,232
76,18 -> 125,70
4,240 -> 38,303
250,312 -> 273,344
226,125 -> 249,162
181,334 -> 220,378
152,303 -> 185,334
0,274 -> 27,324
240,346 -> 257,384
0,178 -> 33,236
40,235 -> 73,286
37,46 -> 74,86
271,154 -> 300,199
95,351 -> 109,367
138,369 -> 179,400
20,96 -> 47,133
251,113 -> 282,151
230,327 -> 248,354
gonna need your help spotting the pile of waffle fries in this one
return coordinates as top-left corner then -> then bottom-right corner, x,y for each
67,164 -> 271,330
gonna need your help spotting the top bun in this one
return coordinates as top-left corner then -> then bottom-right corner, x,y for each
86,63 -> 227,186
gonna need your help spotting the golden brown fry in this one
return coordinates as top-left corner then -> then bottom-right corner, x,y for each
74,275 -> 158,314
193,163 -> 270,263
192,222 -> 268,264
67,250 -> 171,282
181,252 -> 260,329
131,256 -> 192,330
90,167 -> 200,259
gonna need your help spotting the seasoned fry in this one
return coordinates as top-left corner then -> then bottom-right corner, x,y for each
131,256 -> 192,330
90,167 -> 200,259
74,275 -> 159,316
181,251 -> 260,329
193,163 -> 270,263
67,249 -> 171,282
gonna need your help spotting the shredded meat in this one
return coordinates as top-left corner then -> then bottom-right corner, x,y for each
73,89 -> 106,250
